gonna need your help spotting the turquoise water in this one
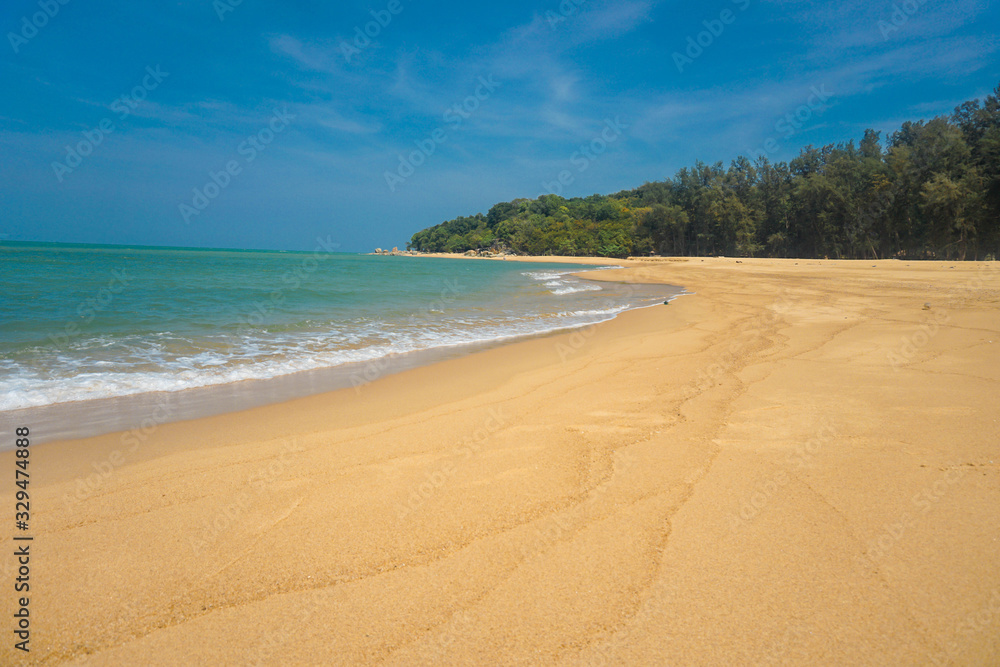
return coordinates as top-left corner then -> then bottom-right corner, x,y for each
0,242 -> 676,411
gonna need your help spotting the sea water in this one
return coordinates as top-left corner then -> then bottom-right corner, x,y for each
0,242 -> 680,440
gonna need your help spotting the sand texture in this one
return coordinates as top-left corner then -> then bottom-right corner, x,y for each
2,257 -> 998,665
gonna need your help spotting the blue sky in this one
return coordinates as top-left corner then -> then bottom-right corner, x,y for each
1,0 -> 997,252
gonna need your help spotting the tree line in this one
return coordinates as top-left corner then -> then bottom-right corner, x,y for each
409,84 -> 1000,260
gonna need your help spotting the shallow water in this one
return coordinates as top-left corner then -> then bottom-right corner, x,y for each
0,243 -> 681,442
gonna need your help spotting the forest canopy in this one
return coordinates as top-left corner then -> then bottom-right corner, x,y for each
408,84 -> 1000,260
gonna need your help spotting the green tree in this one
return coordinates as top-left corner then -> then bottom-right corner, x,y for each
921,172 -> 982,260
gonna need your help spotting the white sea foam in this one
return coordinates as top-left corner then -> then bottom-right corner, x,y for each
1,263 -> 675,412
525,268 -> 609,296
549,283 -> 603,295
0,301 -> 647,411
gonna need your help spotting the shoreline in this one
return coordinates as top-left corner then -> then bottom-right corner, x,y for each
2,257 -> 998,664
1,257 -> 681,445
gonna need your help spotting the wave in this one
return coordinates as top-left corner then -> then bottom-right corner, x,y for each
523,267 -> 619,296
1,258 -> 675,412
0,304 -> 637,411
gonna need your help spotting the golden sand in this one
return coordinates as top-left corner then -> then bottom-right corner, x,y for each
2,257 -> 998,665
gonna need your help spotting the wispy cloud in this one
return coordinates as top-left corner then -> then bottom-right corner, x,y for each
312,109 -> 382,135
3,0 -> 996,249
572,0 -> 657,43
269,34 -> 348,76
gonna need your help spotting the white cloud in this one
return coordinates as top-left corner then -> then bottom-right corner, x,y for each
269,34 -> 347,75
572,0 -> 657,43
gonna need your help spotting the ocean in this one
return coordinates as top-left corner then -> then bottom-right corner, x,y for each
0,242 -> 680,440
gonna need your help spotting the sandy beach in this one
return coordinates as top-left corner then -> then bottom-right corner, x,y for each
3,256 -> 998,665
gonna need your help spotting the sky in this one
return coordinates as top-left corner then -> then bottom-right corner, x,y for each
1,0 -> 997,252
